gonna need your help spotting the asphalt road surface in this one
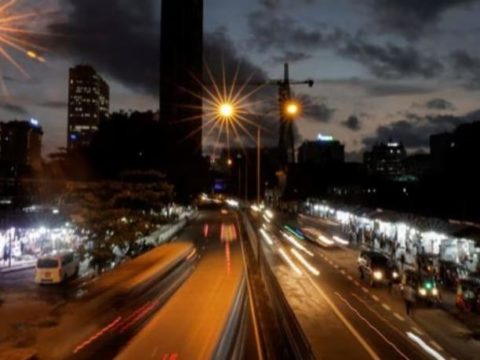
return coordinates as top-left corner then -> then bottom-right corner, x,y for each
251,209 -> 480,360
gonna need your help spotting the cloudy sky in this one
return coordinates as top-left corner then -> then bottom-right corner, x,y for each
1,0 -> 480,160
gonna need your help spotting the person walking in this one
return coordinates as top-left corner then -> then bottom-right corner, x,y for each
403,282 -> 416,316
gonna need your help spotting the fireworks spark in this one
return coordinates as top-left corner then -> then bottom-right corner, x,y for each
0,0 -> 52,98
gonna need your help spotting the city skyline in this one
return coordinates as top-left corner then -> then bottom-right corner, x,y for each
0,0 -> 479,159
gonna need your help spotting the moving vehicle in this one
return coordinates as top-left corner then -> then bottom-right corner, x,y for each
358,250 -> 399,287
403,269 -> 441,305
456,278 -> 480,313
302,227 -> 335,248
35,252 -> 79,284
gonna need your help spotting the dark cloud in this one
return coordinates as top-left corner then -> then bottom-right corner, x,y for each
204,28 -> 268,83
259,0 -> 280,9
202,30 -> 280,148
39,101 -> 68,109
320,78 -> 435,96
365,83 -> 434,97
259,0 -> 315,10
247,12 -> 445,81
50,0 -> 159,94
297,94 -> 335,123
342,115 -> 361,131
450,50 -> 480,90
363,110 -> 480,150
371,0 -> 479,39
247,11 -> 343,51
424,98 -> 456,111
339,35 -> 444,79
0,102 -> 29,116
272,51 -> 312,64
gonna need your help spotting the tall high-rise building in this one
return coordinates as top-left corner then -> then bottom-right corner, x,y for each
67,65 -> 109,151
160,0 -> 203,155
298,134 -> 345,165
0,119 -> 43,174
363,141 -> 407,177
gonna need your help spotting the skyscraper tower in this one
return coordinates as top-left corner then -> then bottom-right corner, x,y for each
67,65 -> 109,152
160,0 -> 204,156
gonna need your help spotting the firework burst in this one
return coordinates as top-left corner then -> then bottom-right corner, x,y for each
0,0 -> 53,97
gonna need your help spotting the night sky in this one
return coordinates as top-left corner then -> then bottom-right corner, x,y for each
1,0 -> 480,160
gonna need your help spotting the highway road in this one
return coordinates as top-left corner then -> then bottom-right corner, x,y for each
250,208 -> 480,360
117,208 -> 258,360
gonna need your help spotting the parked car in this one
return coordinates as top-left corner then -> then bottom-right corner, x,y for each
402,269 -> 441,305
456,278 -> 480,313
35,252 -> 79,284
358,250 -> 399,287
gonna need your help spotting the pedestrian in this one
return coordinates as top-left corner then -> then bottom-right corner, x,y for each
403,283 -> 416,316
400,252 -> 406,271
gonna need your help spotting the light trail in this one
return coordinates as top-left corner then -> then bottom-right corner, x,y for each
259,228 -> 273,246
406,332 -> 445,360
278,248 -> 302,275
281,231 -> 314,257
333,235 -> 349,245
290,248 -> 320,276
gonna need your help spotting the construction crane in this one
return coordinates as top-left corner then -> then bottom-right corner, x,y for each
250,63 -> 314,166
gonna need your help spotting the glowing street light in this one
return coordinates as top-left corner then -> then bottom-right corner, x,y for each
285,101 -> 300,117
218,103 -> 235,119
227,158 -> 233,166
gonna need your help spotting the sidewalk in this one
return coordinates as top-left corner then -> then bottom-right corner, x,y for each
0,259 -> 36,274
303,212 -> 480,348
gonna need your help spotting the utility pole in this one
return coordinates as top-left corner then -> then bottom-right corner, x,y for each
257,127 -> 261,204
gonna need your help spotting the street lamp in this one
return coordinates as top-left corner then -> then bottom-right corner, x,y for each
218,103 -> 235,119
285,100 -> 300,117
215,102 -> 262,204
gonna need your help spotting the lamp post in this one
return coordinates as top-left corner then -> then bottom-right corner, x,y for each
217,102 -> 263,205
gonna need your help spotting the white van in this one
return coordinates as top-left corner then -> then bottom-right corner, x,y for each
35,252 -> 79,284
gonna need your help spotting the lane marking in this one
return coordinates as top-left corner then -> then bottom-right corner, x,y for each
382,303 -> 392,311
362,287 -> 370,294
354,281 -> 361,287
406,332 -> 445,360
371,295 -> 380,302
352,293 -> 407,339
393,313 -> 405,322
347,275 -> 353,281
341,269 -> 346,275
336,292 -> 410,360
303,276 -> 380,360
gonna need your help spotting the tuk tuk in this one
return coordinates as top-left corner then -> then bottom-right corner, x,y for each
456,278 -> 480,313
403,269 -> 441,305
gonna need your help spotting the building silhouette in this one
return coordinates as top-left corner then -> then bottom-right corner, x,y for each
298,134 -> 345,165
160,0 -> 204,156
68,65 -> 109,152
364,141 -> 406,177
0,119 -> 43,175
